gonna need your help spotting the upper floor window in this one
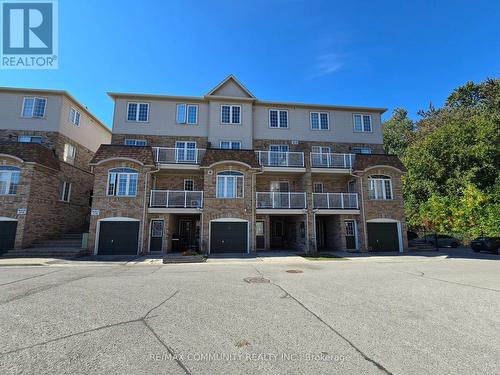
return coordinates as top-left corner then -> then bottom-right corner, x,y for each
368,175 -> 393,200
18,135 -> 42,144
311,112 -> 329,130
176,104 -> 198,125
127,102 -> 149,122
221,105 -> 241,124
352,147 -> 372,154
0,166 -> 21,195
220,141 -> 241,150
125,139 -> 147,146
60,181 -> 71,202
176,141 -> 197,162
69,107 -> 81,126
269,110 -> 288,128
184,179 -> 194,191
313,182 -> 324,193
22,97 -> 46,118
353,114 -> 372,132
216,171 -> 244,198
63,143 -> 76,165
107,168 -> 138,197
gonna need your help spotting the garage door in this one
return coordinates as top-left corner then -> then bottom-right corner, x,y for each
0,221 -> 17,255
210,222 -> 248,253
367,223 -> 399,252
98,221 -> 139,255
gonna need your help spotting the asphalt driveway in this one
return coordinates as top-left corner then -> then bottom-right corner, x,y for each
0,253 -> 498,374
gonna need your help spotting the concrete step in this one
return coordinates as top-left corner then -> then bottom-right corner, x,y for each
31,240 -> 82,248
3,247 -> 84,258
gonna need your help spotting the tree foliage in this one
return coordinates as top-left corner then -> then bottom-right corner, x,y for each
383,78 -> 500,240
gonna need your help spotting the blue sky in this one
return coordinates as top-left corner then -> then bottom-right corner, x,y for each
2,0 -> 499,127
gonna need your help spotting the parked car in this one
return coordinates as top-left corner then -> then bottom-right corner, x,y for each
470,237 -> 500,254
422,234 -> 461,248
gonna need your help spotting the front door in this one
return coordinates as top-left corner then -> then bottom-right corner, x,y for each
271,220 -> 284,248
256,221 -> 265,249
316,219 -> 326,249
179,219 -> 194,250
345,220 -> 356,249
150,220 -> 163,252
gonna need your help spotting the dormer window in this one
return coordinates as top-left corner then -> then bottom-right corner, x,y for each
221,105 -> 241,124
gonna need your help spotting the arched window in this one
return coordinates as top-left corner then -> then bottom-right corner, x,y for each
368,175 -> 392,200
107,168 -> 138,197
216,171 -> 244,198
0,166 -> 21,195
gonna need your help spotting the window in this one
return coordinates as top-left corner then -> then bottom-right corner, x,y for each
220,141 -> 241,150
107,168 -> 138,197
22,97 -> 46,118
345,220 -> 355,236
348,180 -> 356,193
313,183 -> 324,193
270,181 -> 289,192
311,112 -> 329,130
184,179 -> 194,191
127,102 -> 149,122
124,139 -> 147,146
269,109 -> 288,128
63,144 -> 76,165
353,114 -> 372,132
176,141 -> 197,162
216,171 -> 244,198
368,175 -> 393,200
311,146 -> 331,154
269,145 -> 289,166
352,147 -> 372,154
221,105 -> 241,124
60,182 -> 71,202
18,135 -> 42,144
69,107 -> 81,126
176,104 -> 198,124
0,166 -> 21,195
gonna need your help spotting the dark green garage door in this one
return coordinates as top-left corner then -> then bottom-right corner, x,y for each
210,222 -> 248,253
367,223 -> 399,252
0,221 -> 17,256
98,221 -> 139,255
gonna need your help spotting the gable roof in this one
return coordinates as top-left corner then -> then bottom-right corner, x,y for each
90,144 -> 156,166
0,142 -> 60,170
200,149 -> 261,169
205,75 -> 255,99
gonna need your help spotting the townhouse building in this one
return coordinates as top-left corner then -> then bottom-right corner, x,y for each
88,75 -> 407,256
0,88 -> 111,255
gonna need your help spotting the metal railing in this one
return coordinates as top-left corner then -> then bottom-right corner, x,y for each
153,147 -> 206,164
150,190 -> 203,208
256,151 -> 305,167
310,153 -> 355,169
256,192 -> 307,209
313,193 -> 359,209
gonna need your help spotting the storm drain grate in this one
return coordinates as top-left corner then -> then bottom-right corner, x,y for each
285,270 -> 303,274
243,276 -> 270,284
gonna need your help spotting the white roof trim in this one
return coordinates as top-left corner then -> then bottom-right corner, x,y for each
206,75 -> 255,98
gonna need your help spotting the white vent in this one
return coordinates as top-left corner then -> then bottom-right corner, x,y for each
291,140 -> 299,145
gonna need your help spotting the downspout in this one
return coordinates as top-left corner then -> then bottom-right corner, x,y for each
141,165 -> 160,254
350,169 -> 366,252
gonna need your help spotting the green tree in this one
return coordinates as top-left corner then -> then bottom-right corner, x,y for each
382,108 -> 414,156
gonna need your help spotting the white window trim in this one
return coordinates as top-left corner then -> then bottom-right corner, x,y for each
216,172 -> 244,199
368,176 -> 393,200
353,114 -> 373,133
219,141 -> 242,150
175,141 -> 197,162
127,102 -> 150,123
176,103 -> 198,125
69,107 -> 81,126
184,179 -> 194,191
0,168 -> 20,195
124,139 -> 147,146
63,144 -> 76,165
21,96 -> 47,119
313,182 -> 324,193
60,182 -> 72,202
107,169 -> 139,197
220,105 -> 241,124
310,112 -> 329,130
269,109 -> 289,129
18,135 -> 42,144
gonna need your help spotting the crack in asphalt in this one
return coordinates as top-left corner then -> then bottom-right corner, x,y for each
253,266 -> 393,375
0,269 -> 63,287
0,289 -> 189,373
407,271 -> 500,292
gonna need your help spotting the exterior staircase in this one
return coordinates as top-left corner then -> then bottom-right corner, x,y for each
4,233 -> 85,258
408,239 -> 438,252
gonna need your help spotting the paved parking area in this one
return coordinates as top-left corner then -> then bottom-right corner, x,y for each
0,251 -> 498,374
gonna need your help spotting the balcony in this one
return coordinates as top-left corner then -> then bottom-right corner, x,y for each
313,193 -> 359,210
153,147 -> 206,167
256,151 -> 305,169
149,190 -> 203,212
256,192 -> 307,212
310,153 -> 355,170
